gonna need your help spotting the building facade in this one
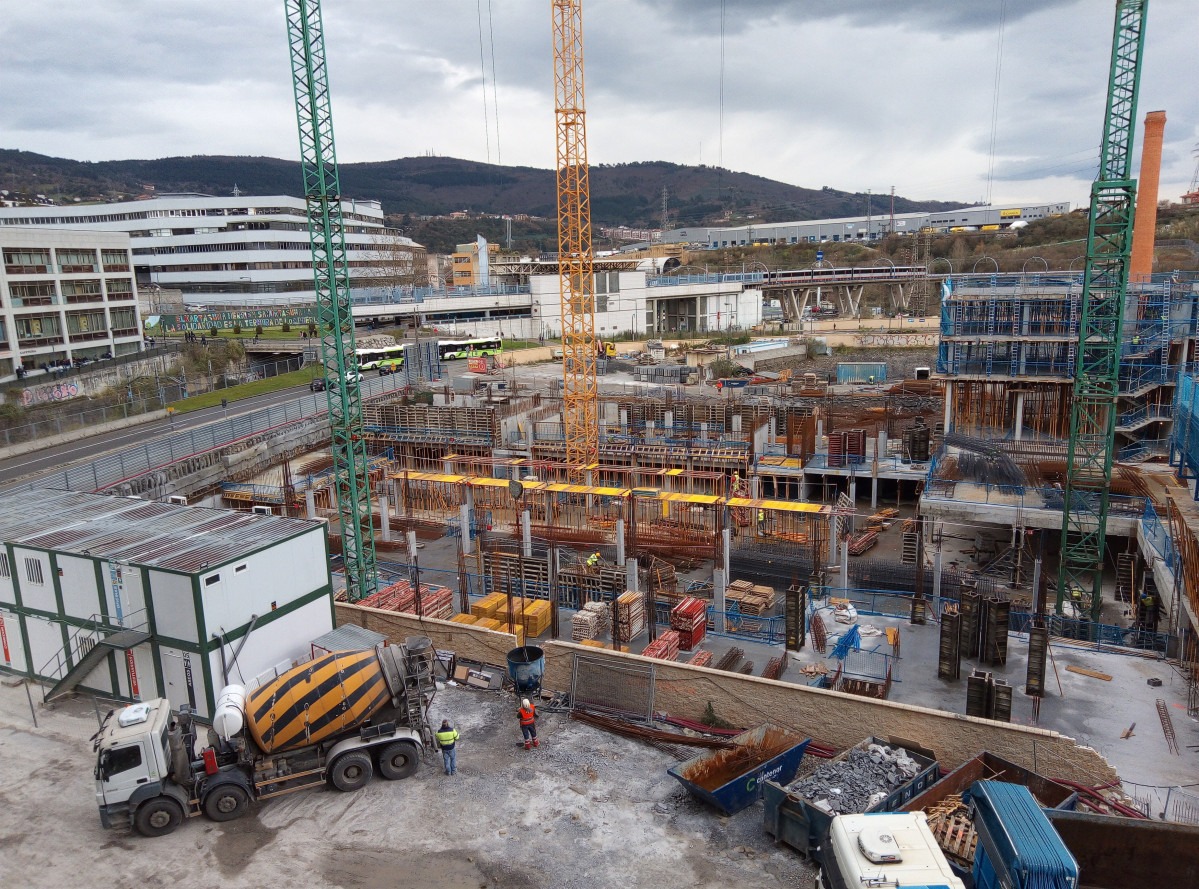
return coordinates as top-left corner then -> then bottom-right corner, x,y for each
663,203 -> 1073,248
0,195 -> 425,305
0,228 -> 142,378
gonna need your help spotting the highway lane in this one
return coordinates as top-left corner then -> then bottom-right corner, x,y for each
0,381 -> 321,485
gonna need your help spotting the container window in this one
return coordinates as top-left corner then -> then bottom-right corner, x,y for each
0,553 -> 8,578
204,574 -> 221,586
235,564 -> 247,574
24,558 -> 44,585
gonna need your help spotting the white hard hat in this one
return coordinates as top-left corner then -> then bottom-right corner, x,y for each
522,698 -> 531,709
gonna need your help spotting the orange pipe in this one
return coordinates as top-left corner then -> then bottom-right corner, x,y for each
1130,110 -> 1167,281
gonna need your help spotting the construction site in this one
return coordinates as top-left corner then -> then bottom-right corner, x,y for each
3,2 -> 1199,889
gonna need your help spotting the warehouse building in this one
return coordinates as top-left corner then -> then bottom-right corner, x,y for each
0,490 -> 334,720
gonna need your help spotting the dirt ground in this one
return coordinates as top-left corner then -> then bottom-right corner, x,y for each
0,681 -> 818,889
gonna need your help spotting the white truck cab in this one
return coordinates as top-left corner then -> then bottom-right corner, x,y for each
819,812 -> 966,889
94,699 -> 190,835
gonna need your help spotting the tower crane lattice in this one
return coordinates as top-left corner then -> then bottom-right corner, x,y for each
552,0 -> 599,476
285,0 -> 378,602
1056,0 -> 1148,621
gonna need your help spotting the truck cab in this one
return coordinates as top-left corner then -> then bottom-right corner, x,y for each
94,700 -> 188,836
818,812 -> 966,889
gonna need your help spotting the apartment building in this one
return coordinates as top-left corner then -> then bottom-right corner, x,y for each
0,195 -> 425,305
0,228 -> 142,378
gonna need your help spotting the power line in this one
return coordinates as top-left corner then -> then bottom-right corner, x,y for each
487,0 -> 502,167
476,0 -> 491,166
985,1 -> 1009,207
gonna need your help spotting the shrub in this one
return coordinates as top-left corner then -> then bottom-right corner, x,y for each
232,323 -> 241,335
281,322 -> 291,333
255,324 -> 264,336
209,326 -> 219,337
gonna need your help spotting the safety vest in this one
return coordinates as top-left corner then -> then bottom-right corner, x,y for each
587,555 -> 599,566
519,706 -> 536,726
435,728 -> 459,749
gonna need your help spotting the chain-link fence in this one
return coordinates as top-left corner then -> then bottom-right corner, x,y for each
7,374 -> 412,493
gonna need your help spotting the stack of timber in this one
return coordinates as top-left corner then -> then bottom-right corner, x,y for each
473,617 -> 524,646
686,650 -> 713,667
470,591 -> 507,620
616,591 -> 647,639
670,596 -> 708,651
848,531 -> 878,555
520,599 -> 553,637
642,630 -> 682,661
572,610 -> 601,641
727,583 -> 776,616
360,579 -> 453,619
582,600 -> 611,634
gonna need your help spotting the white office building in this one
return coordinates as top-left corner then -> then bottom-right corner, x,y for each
0,228 -> 142,378
0,194 -> 425,305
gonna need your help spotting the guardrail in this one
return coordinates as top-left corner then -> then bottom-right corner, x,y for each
8,374 -> 412,494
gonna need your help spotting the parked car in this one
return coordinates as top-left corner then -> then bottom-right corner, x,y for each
309,377 -> 326,392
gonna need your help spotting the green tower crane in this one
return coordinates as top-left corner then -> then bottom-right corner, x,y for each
1057,1 -> 1148,622
285,0 -> 377,601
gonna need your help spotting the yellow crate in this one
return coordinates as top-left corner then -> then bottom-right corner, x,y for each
450,613 -> 478,625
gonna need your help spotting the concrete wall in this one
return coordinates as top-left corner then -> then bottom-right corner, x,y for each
338,601 -> 1118,784
14,351 -> 181,405
336,603 -> 519,668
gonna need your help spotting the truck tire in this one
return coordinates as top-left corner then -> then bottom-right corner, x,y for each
377,741 -> 419,780
134,797 -> 184,837
329,751 -> 373,791
203,783 -> 250,822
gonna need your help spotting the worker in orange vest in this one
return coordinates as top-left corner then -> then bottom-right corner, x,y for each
518,697 -> 538,749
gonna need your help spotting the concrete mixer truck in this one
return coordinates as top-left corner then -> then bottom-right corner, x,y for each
92,638 -> 436,837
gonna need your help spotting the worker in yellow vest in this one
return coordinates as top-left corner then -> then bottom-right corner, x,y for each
435,719 -> 460,776
586,552 -> 600,568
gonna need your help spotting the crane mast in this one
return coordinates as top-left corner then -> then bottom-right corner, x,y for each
1056,1 -> 1148,621
552,0 -> 599,474
285,0 -> 378,601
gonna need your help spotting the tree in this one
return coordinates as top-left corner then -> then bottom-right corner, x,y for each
361,229 -> 428,289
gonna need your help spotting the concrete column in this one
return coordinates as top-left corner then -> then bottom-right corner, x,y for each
406,531 -> 418,563
646,420 -> 655,439
800,473 -> 810,500
625,558 -> 638,593
620,408 -> 628,431
871,477 -> 879,510
769,415 -> 777,441
664,410 -> 673,430
816,419 -> 824,441
1014,392 -> 1025,441
750,476 -> 760,499
840,536 -> 849,591
521,510 -> 532,558
700,421 -> 709,439
732,414 -> 742,434
616,519 -> 625,564
933,551 -> 943,600
943,381 -> 953,432
722,527 -> 731,577
459,504 -> 473,556
828,515 -> 838,567
848,476 -> 857,533
379,494 -> 391,542
713,569 -> 727,634
305,489 -> 316,520
443,458 -> 453,474
877,430 -> 887,462
1031,558 -> 1043,615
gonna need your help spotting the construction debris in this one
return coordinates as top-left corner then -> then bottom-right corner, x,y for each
784,745 -> 921,816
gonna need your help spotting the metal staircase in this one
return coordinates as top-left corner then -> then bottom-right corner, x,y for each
42,610 -> 151,703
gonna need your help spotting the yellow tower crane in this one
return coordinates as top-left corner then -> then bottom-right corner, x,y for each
552,0 -> 599,476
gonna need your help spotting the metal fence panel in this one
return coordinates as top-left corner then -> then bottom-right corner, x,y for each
570,653 -> 655,722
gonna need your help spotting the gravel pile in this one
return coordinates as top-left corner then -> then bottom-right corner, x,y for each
784,745 -> 921,815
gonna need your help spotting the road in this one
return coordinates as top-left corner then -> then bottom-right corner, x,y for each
0,381 -> 319,485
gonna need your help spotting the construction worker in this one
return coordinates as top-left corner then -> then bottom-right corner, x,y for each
435,719 -> 460,776
518,698 -> 539,749
586,552 -> 600,568
758,509 -> 767,532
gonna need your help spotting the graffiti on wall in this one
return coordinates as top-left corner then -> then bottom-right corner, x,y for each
855,332 -> 938,347
19,382 -> 80,405
155,308 -> 316,332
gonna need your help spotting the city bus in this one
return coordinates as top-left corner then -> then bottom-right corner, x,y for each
437,336 -> 503,361
355,344 -> 406,374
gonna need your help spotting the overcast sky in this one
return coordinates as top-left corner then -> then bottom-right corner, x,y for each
5,1 -> 1197,208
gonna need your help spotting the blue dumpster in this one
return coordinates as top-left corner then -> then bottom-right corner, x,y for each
668,724 -> 810,816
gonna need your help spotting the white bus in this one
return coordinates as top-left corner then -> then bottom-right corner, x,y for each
355,344 -> 406,374
437,336 -> 503,361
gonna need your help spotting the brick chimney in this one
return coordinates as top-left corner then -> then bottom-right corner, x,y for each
1130,110 -> 1167,281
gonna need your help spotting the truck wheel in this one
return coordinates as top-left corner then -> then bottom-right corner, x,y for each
203,783 -> 250,822
134,798 -> 184,837
329,751 -> 373,791
377,741 -> 419,780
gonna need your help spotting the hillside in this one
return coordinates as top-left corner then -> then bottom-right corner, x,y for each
0,149 -> 960,232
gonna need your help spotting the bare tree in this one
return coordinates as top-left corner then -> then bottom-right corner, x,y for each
361,229 -> 428,288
